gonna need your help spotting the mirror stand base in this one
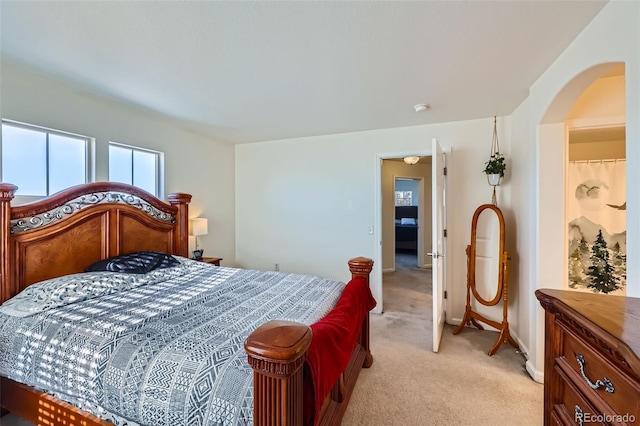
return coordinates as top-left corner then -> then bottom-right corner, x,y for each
453,306 -> 519,356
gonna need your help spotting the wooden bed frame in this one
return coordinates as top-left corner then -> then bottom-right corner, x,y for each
0,182 -> 373,426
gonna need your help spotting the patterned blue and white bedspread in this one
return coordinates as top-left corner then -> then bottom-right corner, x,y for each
0,258 -> 346,426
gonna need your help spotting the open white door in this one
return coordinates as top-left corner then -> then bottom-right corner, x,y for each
431,138 -> 446,352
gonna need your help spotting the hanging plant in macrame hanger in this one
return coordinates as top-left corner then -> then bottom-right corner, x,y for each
483,116 -> 506,205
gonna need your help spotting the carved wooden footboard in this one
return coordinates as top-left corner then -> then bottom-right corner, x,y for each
0,182 -> 373,426
245,257 -> 374,426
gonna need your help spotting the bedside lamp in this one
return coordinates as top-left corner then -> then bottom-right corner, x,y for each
189,217 -> 208,259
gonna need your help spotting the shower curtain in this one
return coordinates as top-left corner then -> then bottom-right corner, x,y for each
567,160 -> 626,294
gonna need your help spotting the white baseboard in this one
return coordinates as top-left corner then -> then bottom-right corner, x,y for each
526,360 -> 544,383
382,268 -> 395,273
511,332 -> 543,384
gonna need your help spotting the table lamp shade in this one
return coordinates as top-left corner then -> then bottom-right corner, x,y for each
189,218 -> 208,236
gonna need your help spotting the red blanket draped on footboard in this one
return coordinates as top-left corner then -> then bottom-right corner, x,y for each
303,276 -> 377,425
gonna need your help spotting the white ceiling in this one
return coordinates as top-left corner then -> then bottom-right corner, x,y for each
0,1 -> 607,144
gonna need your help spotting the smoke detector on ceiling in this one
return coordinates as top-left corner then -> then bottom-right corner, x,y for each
414,104 -> 431,113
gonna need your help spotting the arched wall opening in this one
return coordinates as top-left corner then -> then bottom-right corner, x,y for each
536,62 -> 625,300
531,61 -> 632,382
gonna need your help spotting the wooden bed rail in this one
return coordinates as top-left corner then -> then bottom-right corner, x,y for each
245,257 -> 374,426
1,376 -> 114,426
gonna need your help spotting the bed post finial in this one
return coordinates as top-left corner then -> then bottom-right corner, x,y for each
167,193 -> 192,257
0,184 -> 18,201
0,184 -> 18,303
348,257 -> 374,279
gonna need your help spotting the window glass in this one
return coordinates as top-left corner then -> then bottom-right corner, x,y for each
133,150 -> 157,195
109,145 -> 133,185
1,122 -> 89,197
2,125 -> 47,196
395,191 -> 412,206
49,134 -> 86,194
109,143 -> 160,196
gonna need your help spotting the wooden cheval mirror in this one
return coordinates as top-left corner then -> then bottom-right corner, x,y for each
453,204 -> 519,356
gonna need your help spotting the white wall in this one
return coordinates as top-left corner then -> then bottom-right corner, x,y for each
0,62 -> 237,265
235,117 -> 513,334
507,96 -> 534,374
567,73 -> 626,120
510,0 -> 640,382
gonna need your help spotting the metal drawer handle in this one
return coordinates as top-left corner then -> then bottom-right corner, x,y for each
575,405 -> 584,426
576,354 -> 615,393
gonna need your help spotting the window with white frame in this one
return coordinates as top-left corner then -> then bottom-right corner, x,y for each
1,120 -> 90,197
395,191 -> 412,206
109,142 -> 162,197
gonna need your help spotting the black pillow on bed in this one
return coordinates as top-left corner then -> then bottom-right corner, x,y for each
85,251 -> 180,274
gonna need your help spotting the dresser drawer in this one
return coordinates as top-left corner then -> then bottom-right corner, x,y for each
554,365 -> 605,425
560,325 -> 640,419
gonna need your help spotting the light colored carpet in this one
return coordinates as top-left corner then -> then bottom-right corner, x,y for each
341,253 -> 543,425
1,254 -> 542,425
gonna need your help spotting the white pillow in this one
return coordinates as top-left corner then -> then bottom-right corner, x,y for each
400,218 -> 417,225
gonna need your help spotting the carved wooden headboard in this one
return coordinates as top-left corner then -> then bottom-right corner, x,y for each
0,182 -> 191,303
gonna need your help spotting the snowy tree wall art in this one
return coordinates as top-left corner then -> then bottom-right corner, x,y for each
567,160 -> 626,294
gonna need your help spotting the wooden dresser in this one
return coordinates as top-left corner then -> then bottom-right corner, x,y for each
536,289 -> 640,426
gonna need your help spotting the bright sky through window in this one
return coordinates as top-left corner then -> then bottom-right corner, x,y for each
109,143 -> 160,196
1,122 -> 87,196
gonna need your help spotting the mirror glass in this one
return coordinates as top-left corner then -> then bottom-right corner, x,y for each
471,206 -> 503,304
